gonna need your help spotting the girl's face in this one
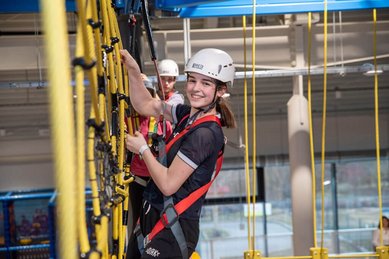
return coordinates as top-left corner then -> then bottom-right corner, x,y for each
383,218 -> 389,228
186,72 -> 225,109
160,76 -> 176,95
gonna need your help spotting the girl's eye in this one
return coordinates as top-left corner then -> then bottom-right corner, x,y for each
188,79 -> 196,83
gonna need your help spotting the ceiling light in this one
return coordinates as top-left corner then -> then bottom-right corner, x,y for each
363,69 -> 383,76
362,63 -> 383,76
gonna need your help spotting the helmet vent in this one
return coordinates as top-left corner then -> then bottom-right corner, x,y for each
218,65 -> 222,74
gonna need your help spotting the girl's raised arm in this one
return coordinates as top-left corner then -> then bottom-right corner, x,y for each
120,49 -> 173,121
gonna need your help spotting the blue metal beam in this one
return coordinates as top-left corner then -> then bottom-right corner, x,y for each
0,0 -> 123,13
1,0 -> 388,17
170,0 -> 389,18
0,0 -> 76,13
154,0 -> 235,11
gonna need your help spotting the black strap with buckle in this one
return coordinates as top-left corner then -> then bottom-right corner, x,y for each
163,196 -> 188,259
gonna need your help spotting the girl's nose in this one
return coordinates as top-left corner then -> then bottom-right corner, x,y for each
191,81 -> 201,90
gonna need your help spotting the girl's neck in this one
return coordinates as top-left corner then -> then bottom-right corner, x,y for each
187,108 -> 217,127
189,108 -> 216,118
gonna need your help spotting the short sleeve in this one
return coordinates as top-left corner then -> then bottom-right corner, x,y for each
177,127 -> 220,169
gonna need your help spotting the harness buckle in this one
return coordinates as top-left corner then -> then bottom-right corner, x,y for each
133,222 -> 141,235
160,203 -> 179,228
144,234 -> 151,247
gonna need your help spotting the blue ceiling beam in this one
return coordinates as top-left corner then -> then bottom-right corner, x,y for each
154,0 -> 235,11
0,0 -> 124,13
1,0 -> 388,16
163,0 -> 389,18
0,0 -> 76,13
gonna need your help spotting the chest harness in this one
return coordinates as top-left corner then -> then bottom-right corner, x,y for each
134,114 -> 224,259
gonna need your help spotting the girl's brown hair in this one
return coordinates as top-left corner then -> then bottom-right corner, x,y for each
216,83 -> 236,128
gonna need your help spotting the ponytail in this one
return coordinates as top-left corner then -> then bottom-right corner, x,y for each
214,81 -> 236,128
216,96 -> 236,128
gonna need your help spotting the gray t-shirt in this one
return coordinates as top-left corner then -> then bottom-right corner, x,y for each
166,91 -> 184,106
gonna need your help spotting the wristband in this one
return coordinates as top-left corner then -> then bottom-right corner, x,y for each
138,144 -> 150,159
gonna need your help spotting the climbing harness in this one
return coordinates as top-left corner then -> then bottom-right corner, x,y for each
135,114 -> 224,259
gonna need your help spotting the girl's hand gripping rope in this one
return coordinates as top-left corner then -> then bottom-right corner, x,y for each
120,49 -> 140,74
125,132 -> 148,157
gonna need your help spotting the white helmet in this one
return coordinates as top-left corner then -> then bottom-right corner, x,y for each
158,59 -> 179,77
143,77 -> 156,92
184,48 -> 235,87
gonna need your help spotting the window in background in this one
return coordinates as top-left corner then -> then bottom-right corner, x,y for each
315,162 -> 335,252
264,164 -> 293,256
199,167 -> 249,259
336,158 -> 389,253
314,157 -> 389,254
198,155 -> 388,258
199,164 -> 294,258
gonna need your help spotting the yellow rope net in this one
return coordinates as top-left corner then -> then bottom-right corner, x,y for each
42,0 -> 134,257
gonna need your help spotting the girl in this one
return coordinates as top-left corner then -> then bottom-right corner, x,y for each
372,216 -> 389,250
120,48 -> 236,259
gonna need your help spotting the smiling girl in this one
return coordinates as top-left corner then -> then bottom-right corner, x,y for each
120,48 -> 236,259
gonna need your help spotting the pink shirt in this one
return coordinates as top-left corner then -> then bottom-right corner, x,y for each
130,115 -> 172,177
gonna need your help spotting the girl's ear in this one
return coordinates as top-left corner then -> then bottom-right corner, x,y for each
216,85 -> 227,97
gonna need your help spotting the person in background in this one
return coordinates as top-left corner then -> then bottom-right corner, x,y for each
372,215 -> 389,249
127,73 -> 173,253
157,59 -> 184,106
121,48 -> 236,259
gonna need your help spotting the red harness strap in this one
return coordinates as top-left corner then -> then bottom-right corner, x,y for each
146,115 -> 224,242
165,114 -> 219,151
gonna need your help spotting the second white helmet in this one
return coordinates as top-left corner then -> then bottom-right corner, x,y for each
143,77 -> 156,92
158,59 -> 179,77
184,48 -> 235,87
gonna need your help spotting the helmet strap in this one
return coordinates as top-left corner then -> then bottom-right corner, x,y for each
186,109 -> 203,127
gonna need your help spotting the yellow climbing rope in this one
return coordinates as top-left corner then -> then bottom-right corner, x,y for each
372,8 -> 384,249
242,15 -> 253,253
251,1 -> 258,252
40,0 -> 77,258
74,17 -> 93,258
306,11 -> 318,248
320,0 -> 328,250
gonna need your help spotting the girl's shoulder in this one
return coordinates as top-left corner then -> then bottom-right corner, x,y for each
174,104 -> 191,122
